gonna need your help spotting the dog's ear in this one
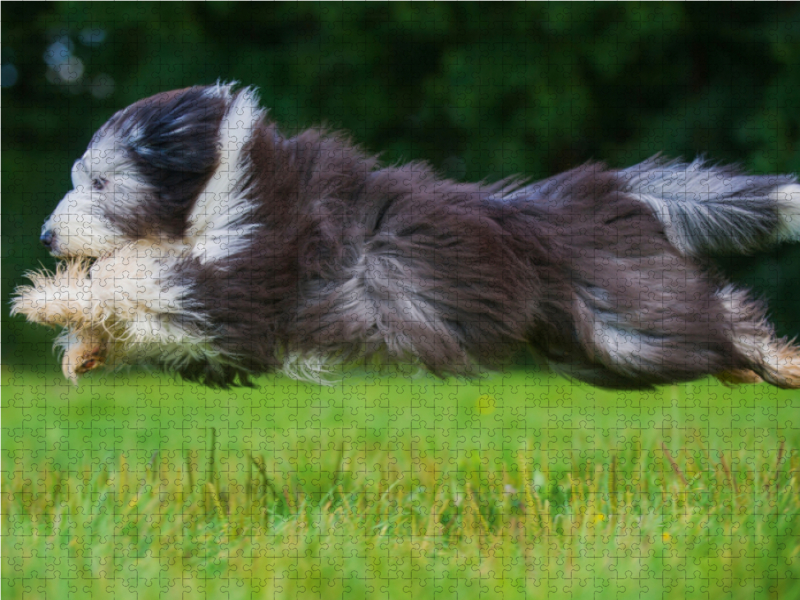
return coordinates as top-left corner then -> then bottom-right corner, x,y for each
123,86 -> 230,174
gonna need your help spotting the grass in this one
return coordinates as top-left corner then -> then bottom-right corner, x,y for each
3,366 -> 800,599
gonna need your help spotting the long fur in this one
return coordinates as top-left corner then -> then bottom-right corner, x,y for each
15,83 -> 800,389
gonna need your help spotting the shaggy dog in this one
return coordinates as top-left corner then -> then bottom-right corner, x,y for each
12,83 -> 800,389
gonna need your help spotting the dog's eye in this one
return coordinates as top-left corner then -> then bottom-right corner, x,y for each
91,177 -> 107,191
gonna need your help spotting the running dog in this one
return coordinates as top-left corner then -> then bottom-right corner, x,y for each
13,84 -> 800,389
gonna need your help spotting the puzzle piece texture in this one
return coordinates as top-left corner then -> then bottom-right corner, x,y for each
4,5 -> 800,599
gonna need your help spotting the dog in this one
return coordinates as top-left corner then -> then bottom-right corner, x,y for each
12,83 -> 800,389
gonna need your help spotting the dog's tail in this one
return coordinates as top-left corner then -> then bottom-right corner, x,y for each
618,156 -> 800,257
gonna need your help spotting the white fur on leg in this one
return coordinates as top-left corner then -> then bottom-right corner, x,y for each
11,261 -> 94,326
13,241 -> 230,381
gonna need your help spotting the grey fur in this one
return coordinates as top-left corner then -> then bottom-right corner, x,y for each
619,156 -> 796,256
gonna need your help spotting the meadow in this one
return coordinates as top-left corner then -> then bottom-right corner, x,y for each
3,366 -> 800,599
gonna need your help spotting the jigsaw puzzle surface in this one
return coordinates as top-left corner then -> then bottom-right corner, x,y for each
4,4 -> 800,599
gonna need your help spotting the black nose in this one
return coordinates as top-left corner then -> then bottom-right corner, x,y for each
40,230 -> 54,249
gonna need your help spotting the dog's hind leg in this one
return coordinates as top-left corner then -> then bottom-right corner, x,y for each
715,286 -> 800,389
715,343 -> 800,389
567,269 -> 800,389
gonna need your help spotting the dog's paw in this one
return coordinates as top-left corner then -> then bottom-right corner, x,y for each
58,329 -> 108,385
714,369 -> 764,387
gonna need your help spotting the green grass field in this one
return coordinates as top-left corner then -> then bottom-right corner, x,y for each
3,366 -> 800,599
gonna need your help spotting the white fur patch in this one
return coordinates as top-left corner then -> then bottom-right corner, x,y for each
43,141 -> 152,258
43,189 -> 120,258
187,87 -> 263,263
771,184 -> 800,242
280,352 -> 337,385
590,320 -> 656,376
85,242 -> 207,345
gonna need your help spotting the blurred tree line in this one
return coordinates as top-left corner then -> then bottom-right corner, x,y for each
4,3 -> 800,364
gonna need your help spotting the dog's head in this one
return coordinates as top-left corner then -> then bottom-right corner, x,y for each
41,83 -> 262,258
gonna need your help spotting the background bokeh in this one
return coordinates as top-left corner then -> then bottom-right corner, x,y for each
5,3 -> 800,365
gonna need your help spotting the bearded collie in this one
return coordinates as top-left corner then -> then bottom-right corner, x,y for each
13,84 -> 800,389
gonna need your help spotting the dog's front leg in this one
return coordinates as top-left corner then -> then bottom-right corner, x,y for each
11,260 -> 96,328
55,326 -> 109,384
